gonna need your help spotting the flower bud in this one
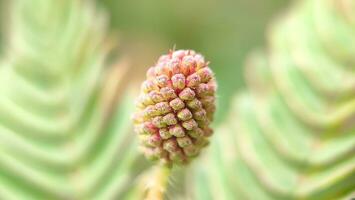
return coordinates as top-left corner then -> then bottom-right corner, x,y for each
133,49 -> 217,166
169,98 -> 185,111
169,125 -> 185,137
160,87 -> 177,100
156,75 -> 169,87
177,108 -> 193,121
171,74 -> 186,90
163,113 -> 178,125
186,73 -> 201,87
179,88 -> 195,101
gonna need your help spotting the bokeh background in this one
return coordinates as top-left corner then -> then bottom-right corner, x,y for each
1,0 -> 354,199
99,0 -> 289,122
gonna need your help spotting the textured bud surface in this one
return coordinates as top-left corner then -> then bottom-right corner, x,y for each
133,49 -> 217,166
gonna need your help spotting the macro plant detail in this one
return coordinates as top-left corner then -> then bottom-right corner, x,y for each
0,0 -> 354,199
133,50 -> 217,166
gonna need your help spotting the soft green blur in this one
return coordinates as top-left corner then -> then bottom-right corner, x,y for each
3,0 -> 353,199
99,0 -> 289,122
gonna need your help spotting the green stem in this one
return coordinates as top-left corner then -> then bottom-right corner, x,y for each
144,165 -> 171,200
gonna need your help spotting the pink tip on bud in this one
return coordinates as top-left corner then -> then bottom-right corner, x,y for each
159,128 -> 172,140
146,67 -> 156,78
171,74 -> 186,90
169,98 -> 185,111
197,67 -> 213,82
169,125 -> 185,137
143,122 -> 158,135
158,55 -> 170,63
149,91 -> 164,103
182,119 -> 198,130
172,50 -> 186,59
182,55 -> 196,74
141,80 -> 158,93
166,58 -> 181,75
146,134 -> 162,147
152,116 -> 166,128
186,73 -> 201,87
186,98 -> 203,110
177,108 -> 193,121
196,83 -> 214,97
144,105 -> 159,118
163,138 -> 179,153
155,102 -> 172,115
194,54 -> 206,69
179,88 -> 195,101
160,87 -> 177,100
163,113 -> 178,125
156,75 -> 169,87
193,109 -> 207,121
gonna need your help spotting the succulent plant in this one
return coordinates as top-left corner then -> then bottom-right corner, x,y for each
133,50 -> 217,167
190,0 -> 355,199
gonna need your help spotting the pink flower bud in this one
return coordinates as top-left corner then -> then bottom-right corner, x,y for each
163,113 -> 178,125
186,98 -> 203,110
177,108 -> 193,121
152,116 -> 166,128
141,80 -> 158,93
186,73 -> 201,87
182,119 -> 198,130
159,128 -> 172,140
133,49 -> 217,166
148,91 -> 164,103
193,109 -> 207,121
163,138 -> 179,152
179,88 -> 195,101
169,98 -> 185,111
197,67 -> 213,82
171,73 -> 186,90
155,102 -> 172,115
160,87 -> 177,100
156,75 -> 169,87
169,125 -> 185,137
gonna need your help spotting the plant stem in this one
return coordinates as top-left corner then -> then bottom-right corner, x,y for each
144,165 -> 171,200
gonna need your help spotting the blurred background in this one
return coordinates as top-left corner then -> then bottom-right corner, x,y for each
99,0 -> 289,122
0,0 -> 290,121
1,0 -> 354,199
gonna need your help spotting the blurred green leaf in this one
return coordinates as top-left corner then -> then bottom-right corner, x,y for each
0,0 -> 146,199
190,0 -> 355,199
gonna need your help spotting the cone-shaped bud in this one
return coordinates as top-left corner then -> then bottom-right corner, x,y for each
133,49 -> 217,166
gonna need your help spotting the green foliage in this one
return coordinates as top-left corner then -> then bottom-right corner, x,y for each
0,0 -> 146,199
190,0 -> 355,199
1,0 -> 354,199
